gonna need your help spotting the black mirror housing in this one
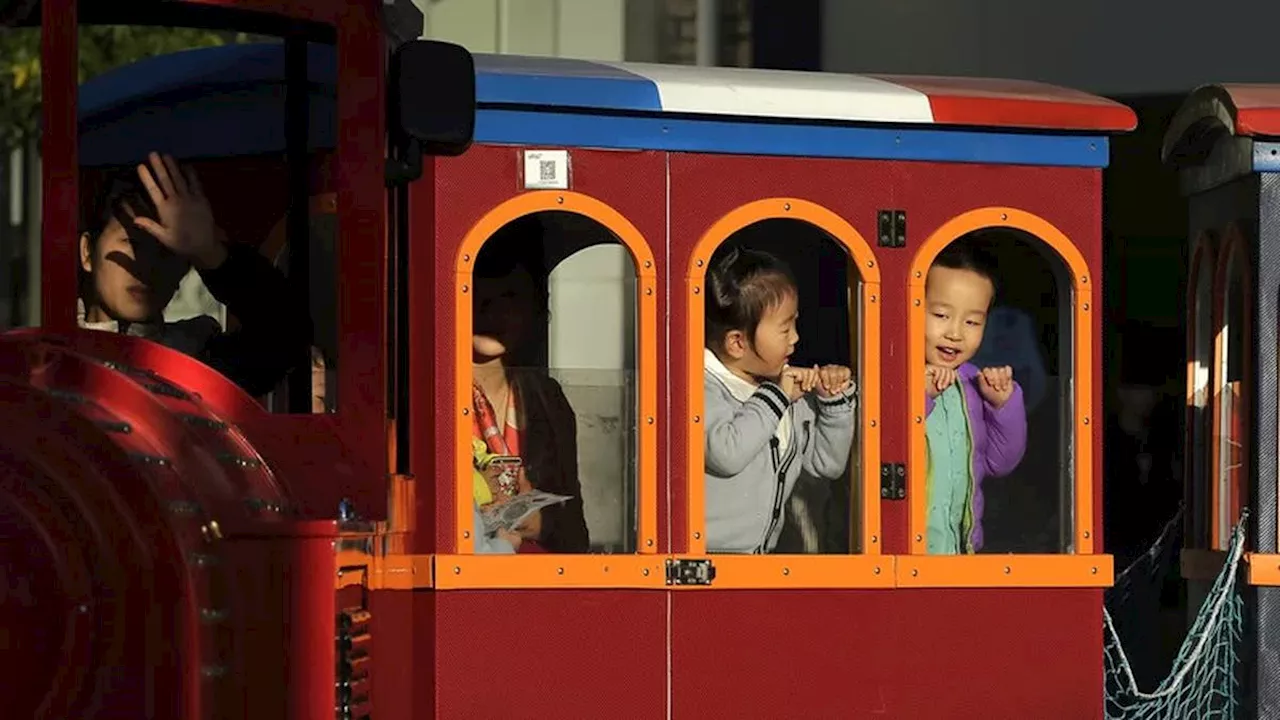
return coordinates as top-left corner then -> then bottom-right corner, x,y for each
389,39 -> 476,159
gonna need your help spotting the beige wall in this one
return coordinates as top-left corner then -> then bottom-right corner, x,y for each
418,0 -> 626,61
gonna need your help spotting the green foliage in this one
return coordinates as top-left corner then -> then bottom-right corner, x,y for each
0,26 -> 249,149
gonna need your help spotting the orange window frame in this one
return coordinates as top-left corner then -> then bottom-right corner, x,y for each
441,190 -> 661,589
1210,230 -> 1249,552
681,198 -> 888,589
904,207 -> 1110,589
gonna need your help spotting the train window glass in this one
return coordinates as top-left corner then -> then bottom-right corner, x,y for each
1188,242 -> 1215,548
75,29 -> 335,413
468,212 -> 639,554
1214,247 -> 1246,549
926,229 -> 1070,555
702,220 -> 861,555
0,22 -> 42,328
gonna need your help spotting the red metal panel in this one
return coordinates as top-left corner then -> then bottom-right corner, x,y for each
366,590 -> 419,720
41,0 -> 77,332
877,75 -> 1137,132
426,145 -> 668,553
672,589 -> 1103,719
330,0 -> 390,513
179,0 -> 344,24
434,591 -> 666,719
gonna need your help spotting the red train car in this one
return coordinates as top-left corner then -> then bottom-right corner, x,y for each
2,1 -> 1142,718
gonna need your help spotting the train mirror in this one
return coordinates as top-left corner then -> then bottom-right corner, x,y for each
389,39 -> 476,159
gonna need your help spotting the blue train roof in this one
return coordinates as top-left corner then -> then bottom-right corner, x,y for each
79,43 -> 1134,168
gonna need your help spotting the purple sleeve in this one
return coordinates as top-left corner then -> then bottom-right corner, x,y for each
924,394 -> 936,417
981,382 -> 1027,477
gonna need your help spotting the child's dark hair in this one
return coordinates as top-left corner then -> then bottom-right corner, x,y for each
705,244 -> 797,349
929,236 -> 999,299
77,168 -> 163,301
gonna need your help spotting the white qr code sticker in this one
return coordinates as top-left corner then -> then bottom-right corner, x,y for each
522,149 -> 570,190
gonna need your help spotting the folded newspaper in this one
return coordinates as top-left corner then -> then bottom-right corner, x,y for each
480,490 -> 573,536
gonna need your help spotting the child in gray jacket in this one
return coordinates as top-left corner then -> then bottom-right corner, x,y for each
703,246 -> 857,554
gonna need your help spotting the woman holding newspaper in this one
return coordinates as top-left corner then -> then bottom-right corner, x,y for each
469,219 -> 590,554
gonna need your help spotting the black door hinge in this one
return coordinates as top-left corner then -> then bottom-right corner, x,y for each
666,558 -> 716,586
877,209 -> 906,248
881,462 -> 906,500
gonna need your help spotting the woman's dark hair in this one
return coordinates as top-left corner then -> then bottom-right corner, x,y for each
705,244 -> 797,349
473,214 -> 550,322
929,236 -> 1000,299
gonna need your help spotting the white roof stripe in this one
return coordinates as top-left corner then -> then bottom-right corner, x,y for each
597,61 -> 936,124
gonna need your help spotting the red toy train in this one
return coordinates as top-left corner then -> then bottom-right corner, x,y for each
2,0 -> 1276,717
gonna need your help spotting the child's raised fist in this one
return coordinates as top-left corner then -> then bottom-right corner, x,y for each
925,364 -> 958,399
978,365 -> 1015,409
816,364 -> 853,398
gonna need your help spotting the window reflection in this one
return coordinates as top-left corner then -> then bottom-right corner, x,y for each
1187,242 -> 1215,549
469,212 -> 639,554
701,220 -> 861,555
1214,246 -> 1246,549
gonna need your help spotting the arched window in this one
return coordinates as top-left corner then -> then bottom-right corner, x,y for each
452,197 -> 658,565
1186,237 -> 1216,549
1212,234 -> 1249,550
905,208 -> 1105,587
684,198 -> 884,587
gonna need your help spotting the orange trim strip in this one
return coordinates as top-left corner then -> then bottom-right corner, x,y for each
453,191 -> 659,555
907,207 -> 1095,558
1247,553 -> 1280,586
334,548 -> 434,590
685,198 -> 882,556
896,554 -> 1113,588
1209,230 -> 1250,551
673,554 -> 895,589
434,554 -> 666,589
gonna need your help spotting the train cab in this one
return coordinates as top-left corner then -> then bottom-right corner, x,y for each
1164,83 -> 1280,720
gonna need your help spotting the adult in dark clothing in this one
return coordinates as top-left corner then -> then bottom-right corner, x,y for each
469,218 -> 590,553
77,152 -> 310,397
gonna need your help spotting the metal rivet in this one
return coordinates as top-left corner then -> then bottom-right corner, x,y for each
870,420 -> 877,428
647,416 -> 655,425
1000,213 -> 1008,221
911,569 -> 919,577
1083,303 -> 1090,311
463,253 -> 471,262
866,260 -> 874,268
874,566 -> 881,574
646,539 -> 654,547
693,286 -> 701,295
462,408 -> 470,416
557,567 -> 565,575
1081,275 -> 1088,284
1083,531 -> 1091,539
644,260 -> 652,268
1004,566 -> 1012,574
453,566 -> 461,574
556,196 -> 565,204
1083,417 -> 1090,425
914,416 -> 922,424
1091,567 -> 1098,574
783,203 -> 792,211
461,284 -> 469,293
463,530 -> 471,539
77,603 -> 89,614
871,535 -> 879,543
693,532 -> 702,540
642,568 -> 650,576
696,258 -> 704,267
693,415 -> 701,423
782,567 -> 790,576
915,534 -> 923,542
870,295 -> 878,303
914,299 -> 921,306
915,270 -> 923,278
645,287 -> 653,296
